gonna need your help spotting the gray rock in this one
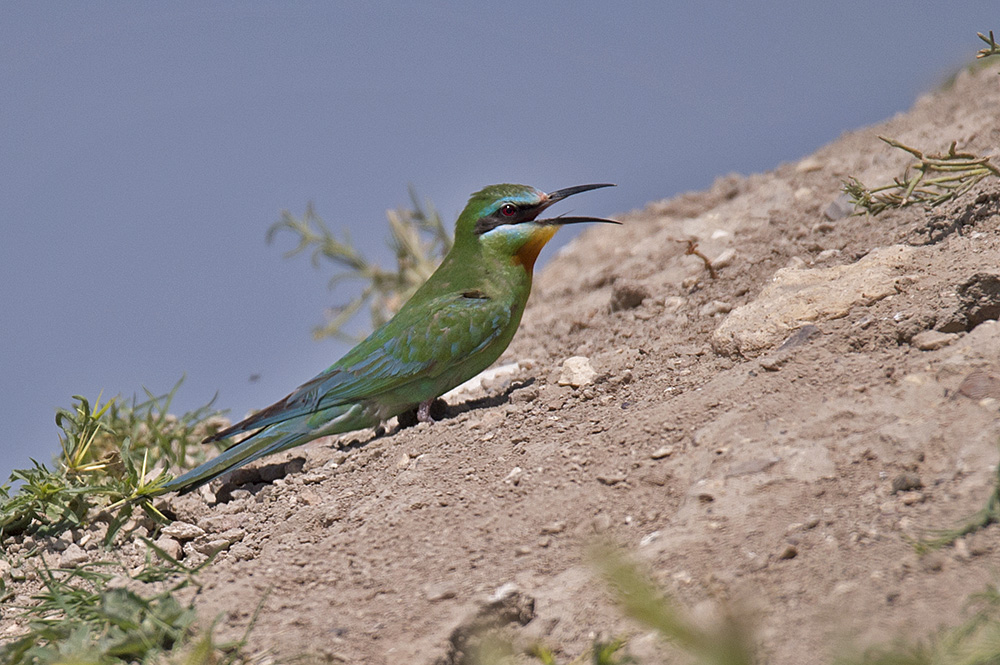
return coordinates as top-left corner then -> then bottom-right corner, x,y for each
59,543 -> 90,568
911,330 -> 957,351
161,521 -> 206,541
153,536 -> 183,561
891,473 -> 923,494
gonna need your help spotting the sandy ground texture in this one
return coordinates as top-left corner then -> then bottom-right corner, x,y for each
4,62 -> 1000,664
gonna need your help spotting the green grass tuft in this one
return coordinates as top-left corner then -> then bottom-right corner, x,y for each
0,378 -> 227,543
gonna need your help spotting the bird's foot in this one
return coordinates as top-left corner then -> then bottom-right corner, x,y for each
417,399 -> 435,423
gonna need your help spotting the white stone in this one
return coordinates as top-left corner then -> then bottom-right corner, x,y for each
557,356 -> 597,387
161,521 -> 206,541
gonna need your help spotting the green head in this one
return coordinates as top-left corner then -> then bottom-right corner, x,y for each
453,183 -> 619,271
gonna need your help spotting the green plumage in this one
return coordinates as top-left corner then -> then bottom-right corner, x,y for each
161,183 -> 616,495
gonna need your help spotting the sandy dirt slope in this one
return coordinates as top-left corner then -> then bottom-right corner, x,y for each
4,61 -> 1000,664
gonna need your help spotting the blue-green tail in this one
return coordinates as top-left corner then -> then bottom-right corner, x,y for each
161,402 -> 366,495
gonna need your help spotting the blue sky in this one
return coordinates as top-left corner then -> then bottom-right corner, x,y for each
1,3 -> 994,478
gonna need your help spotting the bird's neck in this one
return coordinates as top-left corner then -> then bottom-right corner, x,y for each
427,241 -> 534,301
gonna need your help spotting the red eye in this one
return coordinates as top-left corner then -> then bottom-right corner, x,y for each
500,203 -> 517,217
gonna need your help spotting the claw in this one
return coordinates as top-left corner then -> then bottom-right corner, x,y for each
417,400 -> 434,423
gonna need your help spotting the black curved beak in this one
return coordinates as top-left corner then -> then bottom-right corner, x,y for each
536,183 -> 620,226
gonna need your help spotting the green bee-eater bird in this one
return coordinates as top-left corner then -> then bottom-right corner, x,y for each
162,183 -> 618,494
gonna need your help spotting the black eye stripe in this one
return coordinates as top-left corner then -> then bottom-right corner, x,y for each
474,202 -> 525,234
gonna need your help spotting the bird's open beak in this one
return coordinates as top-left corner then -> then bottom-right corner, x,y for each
535,183 -> 620,226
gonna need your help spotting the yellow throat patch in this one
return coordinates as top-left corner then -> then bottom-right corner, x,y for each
513,226 -> 558,271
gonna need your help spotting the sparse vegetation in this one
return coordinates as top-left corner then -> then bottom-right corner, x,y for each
845,31 -> 1000,216
528,639 -> 632,665
977,30 -> 999,60
844,138 -> 999,215
0,379 -> 227,544
267,186 -> 452,341
0,383 -> 261,664
0,550 -> 260,665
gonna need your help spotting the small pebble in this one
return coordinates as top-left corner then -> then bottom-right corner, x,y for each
153,536 -> 183,561
558,356 -> 598,387
540,521 -> 566,535
699,301 -> 732,317
911,330 -> 956,351
596,471 -> 627,486
424,584 -> 458,602
650,446 -> 674,459
161,521 -> 206,541
712,248 -> 736,268
891,473 -> 923,494
59,543 -> 90,568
